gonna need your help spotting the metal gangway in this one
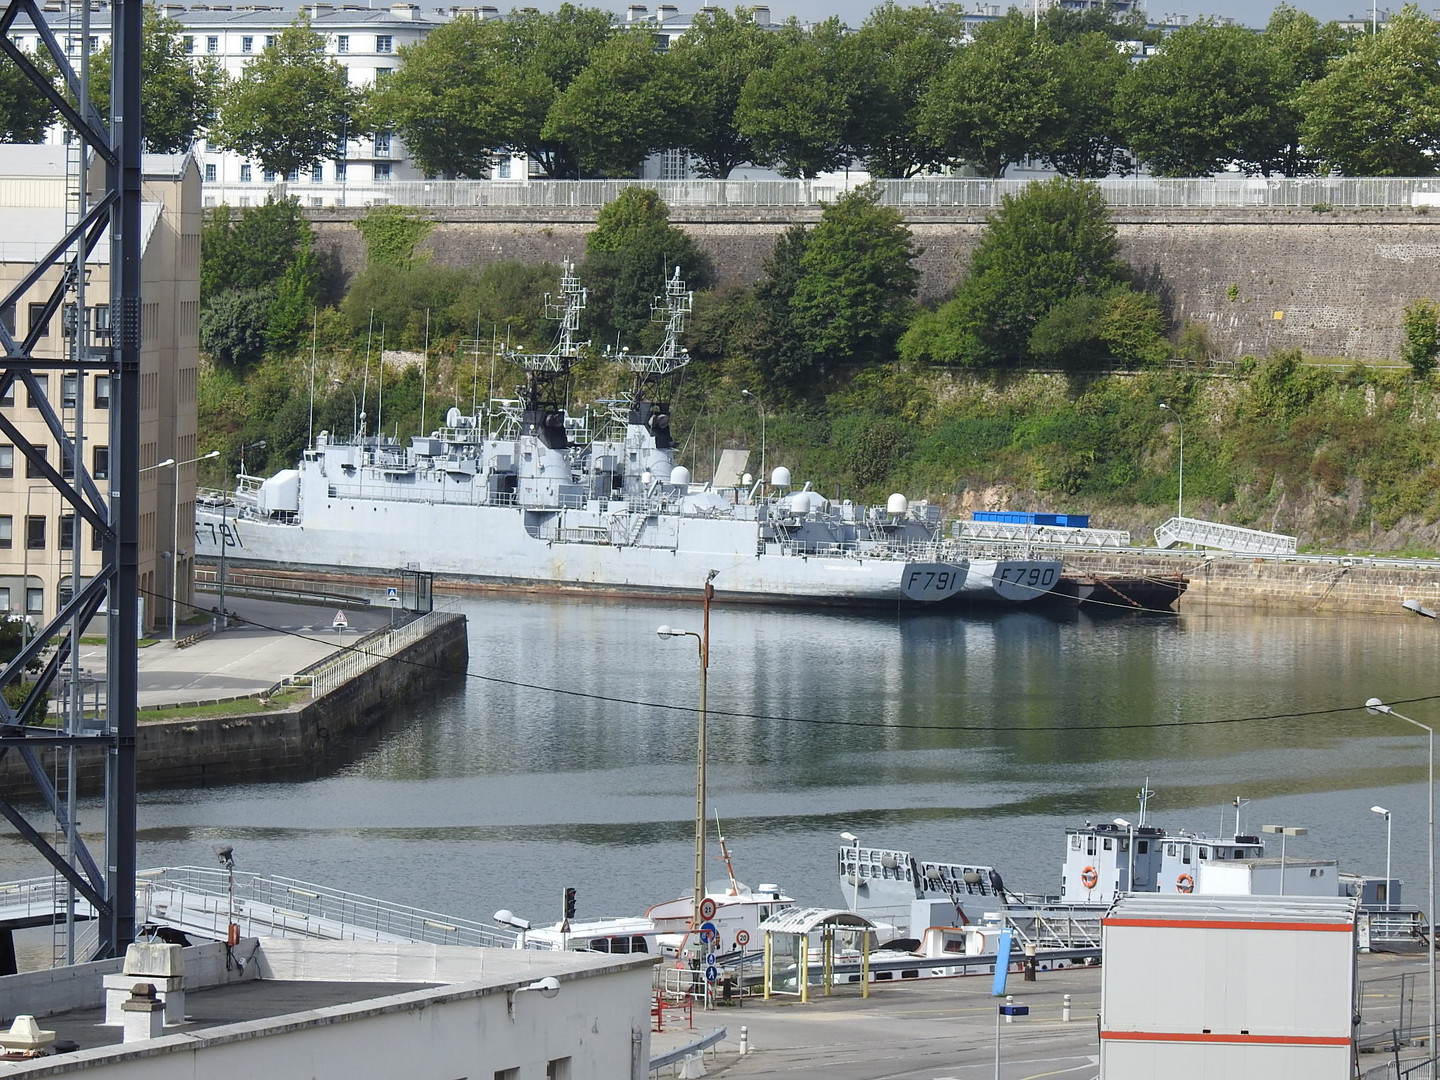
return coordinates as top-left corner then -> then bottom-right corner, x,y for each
1154,516 -> 1298,555
0,868 -> 520,958
999,902 -> 1106,951
952,520 -> 1132,548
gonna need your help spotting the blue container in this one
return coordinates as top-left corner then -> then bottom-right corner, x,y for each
971,511 -> 1090,527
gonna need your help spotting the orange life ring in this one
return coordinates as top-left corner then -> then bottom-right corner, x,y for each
1081,866 -> 1099,890
1177,873 -> 1195,894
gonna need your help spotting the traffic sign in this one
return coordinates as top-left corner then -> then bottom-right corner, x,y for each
705,965 -> 718,983
705,953 -> 716,966
999,1004 -> 1030,1017
699,921 -> 718,944
699,897 -> 717,921
332,611 -> 348,629
386,587 -> 400,606
735,929 -> 750,946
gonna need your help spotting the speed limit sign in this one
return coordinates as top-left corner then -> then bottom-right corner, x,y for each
735,929 -> 750,946
699,897 -> 717,921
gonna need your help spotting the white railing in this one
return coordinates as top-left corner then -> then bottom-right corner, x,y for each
953,521 -> 1133,548
298,610 -> 451,698
1154,516 -> 1298,555
201,176 -> 1440,212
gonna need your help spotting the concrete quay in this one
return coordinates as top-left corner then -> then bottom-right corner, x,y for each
650,950 -> 1432,1079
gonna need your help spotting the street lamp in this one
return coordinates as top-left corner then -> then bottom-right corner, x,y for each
841,831 -> 861,912
1366,695 -> 1435,1080
1114,817 -> 1134,895
1371,805 -> 1392,911
657,568 -> 719,961
164,450 -> 220,643
1158,402 -> 1183,520
1261,824 -> 1307,896
740,389 -> 766,494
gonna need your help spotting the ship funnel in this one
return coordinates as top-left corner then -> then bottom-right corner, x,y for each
770,466 -> 791,488
886,493 -> 908,516
669,465 -> 691,487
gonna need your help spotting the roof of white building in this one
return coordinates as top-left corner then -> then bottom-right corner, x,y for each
1105,893 -> 1360,926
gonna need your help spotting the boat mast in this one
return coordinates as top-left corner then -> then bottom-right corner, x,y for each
505,262 -> 590,449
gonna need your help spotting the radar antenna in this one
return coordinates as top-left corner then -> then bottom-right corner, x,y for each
503,261 -> 591,449
616,265 -> 692,397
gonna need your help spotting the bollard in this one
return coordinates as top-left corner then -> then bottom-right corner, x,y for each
739,1025 -> 749,1056
1005,994 -> 1015,1023
1023,944 -> 1037,982
1063,994 -> 1071,1023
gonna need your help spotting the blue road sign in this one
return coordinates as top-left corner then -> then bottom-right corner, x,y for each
999,1004 -> 1030,1016
705,965 -> 719,983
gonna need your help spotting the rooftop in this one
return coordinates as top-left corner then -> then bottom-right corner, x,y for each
1105,893 -> 1360,926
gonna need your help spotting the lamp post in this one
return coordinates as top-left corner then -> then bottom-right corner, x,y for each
165,450 -> 220,643
1159,402 -> 1183,520
1114,817 -> 1135,895
1366,696 -> 1435,1080
1371,805 -> 1392,911
740,389 -> 766,494
841,831 -> 861,912
1261,824 -> 1307,896
657,568 -> 719,955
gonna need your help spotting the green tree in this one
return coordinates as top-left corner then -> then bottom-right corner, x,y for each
581,188 -> 712,348
918,14 -> 1065,178
668,7 -> 780,178
1298,5 -> 1440,176
905,179 -> 1127,366
1402,298 -> 1440,377
1257,5 -> 1353,177
503,4 -> 616,178
200,287 -> 275,368
1042,32 -> 1132,177
845,3 -> 964,178
736,224 -> 814,393
363,16 -> 525,178
790,184 -> 919,365
543,30 -> 681,177
1117,20 -> 1289,177
735,19 -> 861,179
0,51 -> 60,142
1041,3 -> 1159,45
201,198 -> 314,297
87,7 -> 223,154
212,16 -> 357,178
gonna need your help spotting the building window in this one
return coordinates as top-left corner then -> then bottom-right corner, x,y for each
240,163 -> 252,182
205,163 -> 217,182
263,169 -> 276,183
60,514 -> 75,551
498,158 -> 511,179
335,162 -> 347,181
0,587 -> 9,610
184,35 -> 194,53
61,372 -> 77,408
28,302 -> 49,337
374,162 -> 391,181
375,66 -> 392,84
311,165 -> 323,183
546,1058 -> 571,1080
91,303 -> 111,339
92,524 -> 103,551
0,445 -> 11,479
285,167 -> 300,182
60,443 -> 74,480
241,35 -> 253,52
0,381 -> 11,406
26,588 -> 42,616
0,517 -> 11,550
206,35 -> 218,53
93,374 -> 110,410
93,445 -> 109,481
27,375 -> 46,407
265,34 -> 275,48
375,34 -> 392,52
374,131 -> 391,156
26,446 -> 47,478
337,33 -> 349,52
26,515 -> 45,550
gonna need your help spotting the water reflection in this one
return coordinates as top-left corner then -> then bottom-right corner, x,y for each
3,596 -> 1435,926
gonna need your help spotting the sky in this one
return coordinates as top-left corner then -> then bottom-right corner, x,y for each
733,1 -> 1392,31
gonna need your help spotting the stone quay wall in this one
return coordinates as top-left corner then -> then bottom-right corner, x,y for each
0,612 -> 468,795
309,206 -> 1440,362
1064,551 -> 1440,616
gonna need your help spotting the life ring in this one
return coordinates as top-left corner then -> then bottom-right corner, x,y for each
1177,873 -> 1195,894
1080,866 -> 1099,890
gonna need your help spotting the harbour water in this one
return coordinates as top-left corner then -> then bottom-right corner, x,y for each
9,595 -> 1440,927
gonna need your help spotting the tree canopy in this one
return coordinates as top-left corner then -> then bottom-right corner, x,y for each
212,17 -> 357,177
0,51 -> 59,143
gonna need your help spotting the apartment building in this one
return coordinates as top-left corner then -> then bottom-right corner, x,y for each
0,146 -> 202,634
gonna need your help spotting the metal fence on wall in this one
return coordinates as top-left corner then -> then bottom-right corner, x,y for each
202,176 -> 1440,212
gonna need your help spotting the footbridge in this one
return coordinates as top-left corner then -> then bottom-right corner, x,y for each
1153,516 -> 1298,555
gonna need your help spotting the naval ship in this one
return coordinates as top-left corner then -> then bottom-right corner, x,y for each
194,265 -> 1062,608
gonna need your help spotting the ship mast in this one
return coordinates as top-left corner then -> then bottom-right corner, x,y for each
610,265 -> 693,449
504,261 -> 590,449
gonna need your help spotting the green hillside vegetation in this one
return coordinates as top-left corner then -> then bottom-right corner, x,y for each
198,184 -> 1440,557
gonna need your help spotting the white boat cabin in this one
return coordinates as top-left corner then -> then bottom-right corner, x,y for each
519,916 -> 658,956
839,845 -> 1003,932
1060,822 -> 1267,901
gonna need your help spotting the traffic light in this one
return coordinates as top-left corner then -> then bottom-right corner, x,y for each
564,887 -> 577,920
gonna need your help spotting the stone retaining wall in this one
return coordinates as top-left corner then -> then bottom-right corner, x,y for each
1064,552 -> 1440,616
0,613 -> 468,795
310,207 -> 1440,361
